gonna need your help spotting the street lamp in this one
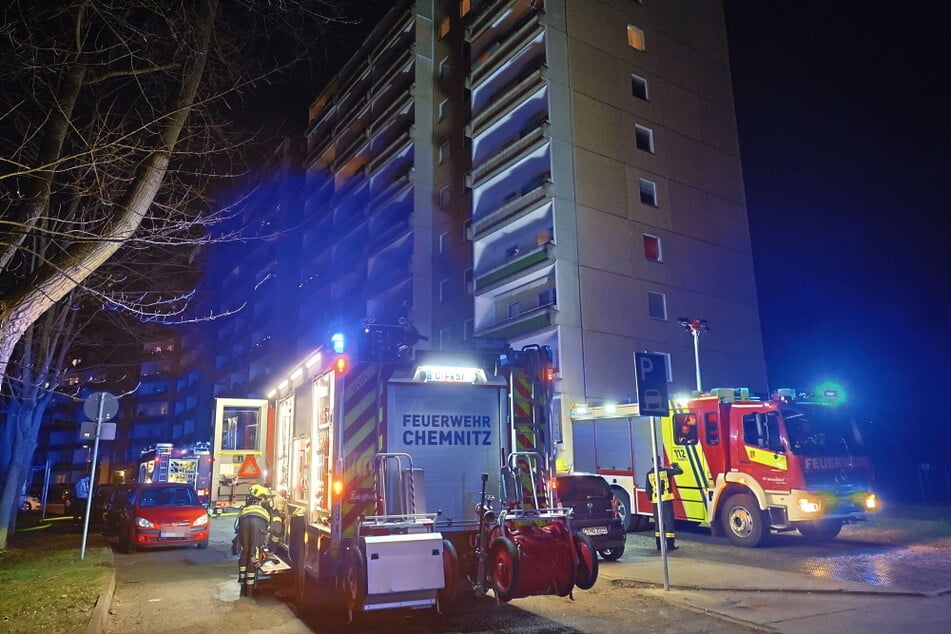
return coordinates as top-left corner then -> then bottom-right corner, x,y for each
677,318 -> 709,392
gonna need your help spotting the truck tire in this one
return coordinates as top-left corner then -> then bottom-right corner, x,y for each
611,487 -> 634,532
572,531 -> 599,590
488,536 -> 520,602
598,543 -> 625,561
439,539 -> 459,605
721,493 -> 768,547
798,519 -> 843,541
630,514 -> 651,532
343,547 -> 367,614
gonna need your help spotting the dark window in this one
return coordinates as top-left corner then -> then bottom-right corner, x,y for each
647,291 -> 666,320
557,475 -> 611,502
631,74 -> 649,100
639,178 -> 657,206
704,412 -> 720,446
635,124 -> 653,152
742,412 -> 783,452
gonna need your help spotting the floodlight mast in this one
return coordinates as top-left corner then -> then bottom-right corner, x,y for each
677,318 -> 709,392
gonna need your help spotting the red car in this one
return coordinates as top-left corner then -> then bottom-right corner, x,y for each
111,483 -> 209,553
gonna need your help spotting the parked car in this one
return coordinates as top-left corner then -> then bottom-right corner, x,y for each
102,484 -> 137,537
556,473 -> 626,561
107,483 -> 209,553
88,483 -> 117,530
19,494 -> 41,512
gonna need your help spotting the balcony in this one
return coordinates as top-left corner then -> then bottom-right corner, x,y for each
369,43 -> 415,98
369,168 -> 414,211
470,65 -> 547,135
334,92 -> 371,137
370,85 -> 414,137
468,0 -> 521,44
470,121 -> 548,188
334,130 -> 370,172
370,7 -> 415,63
475,303 -> 556,340
474,241 -> 554,292
471,179 -> 550,239
470,14 -> 544,89
368,126 -> 414,174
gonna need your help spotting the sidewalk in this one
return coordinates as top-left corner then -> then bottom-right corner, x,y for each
600,551 -> 951,633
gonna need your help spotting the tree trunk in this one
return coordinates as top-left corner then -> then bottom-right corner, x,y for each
0,407 -> 42,550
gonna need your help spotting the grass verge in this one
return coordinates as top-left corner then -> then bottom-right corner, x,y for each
0,518 -> 112,634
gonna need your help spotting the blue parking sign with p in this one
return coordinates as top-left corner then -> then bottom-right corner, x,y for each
634,352 -> 669,417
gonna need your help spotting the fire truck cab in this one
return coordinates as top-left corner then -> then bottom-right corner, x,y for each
570,388 -> 879,547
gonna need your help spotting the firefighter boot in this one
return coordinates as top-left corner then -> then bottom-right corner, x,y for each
667,538 -> 677,551
238,566 -> 246,595
654,536 -> 661,551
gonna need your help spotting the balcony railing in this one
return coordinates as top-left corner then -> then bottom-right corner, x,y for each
469,65 -> 546,134
467,0 -> 520,43
475,304 -> 556,340
474,241 -> 554,292
471,179 -> 551,239
470,122 -> 548,187
470,15 -> 543,88
368,126 -> 414,174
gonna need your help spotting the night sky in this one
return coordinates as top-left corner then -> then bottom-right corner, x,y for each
277,2 -> 950,496
723,2 -> 951,493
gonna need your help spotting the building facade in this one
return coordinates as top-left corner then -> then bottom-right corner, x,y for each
292,0 -> 767,460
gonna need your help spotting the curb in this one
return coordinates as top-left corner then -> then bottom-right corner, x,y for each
610,577 -> 933,598
87,549 -> 116,634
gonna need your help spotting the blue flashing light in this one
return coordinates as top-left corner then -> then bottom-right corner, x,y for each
331,332 -> 345,354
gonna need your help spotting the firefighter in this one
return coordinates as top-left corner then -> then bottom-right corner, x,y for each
645,461 -> 683,551
234,483 -> 276,597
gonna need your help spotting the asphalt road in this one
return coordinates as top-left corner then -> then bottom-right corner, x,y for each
103,503 -> 950,633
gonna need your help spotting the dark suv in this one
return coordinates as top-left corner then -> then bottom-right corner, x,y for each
556,473 -> 626,561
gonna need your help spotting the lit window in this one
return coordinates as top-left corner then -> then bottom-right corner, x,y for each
439,17 -> 450,39
439,185 -> 451,207
627,25 -> 646,51
635,124 -> 654,153
439,98 -> 450,121
643,234 -> 662,262
439,141 -> 450,164
631,74 -> 649,101
460,0 -> 471,17
648,291 -> 667,320
639,178 -> 657,206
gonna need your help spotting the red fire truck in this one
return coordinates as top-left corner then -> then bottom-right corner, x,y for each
569,387 -> 879,547
212,325 -> 599,614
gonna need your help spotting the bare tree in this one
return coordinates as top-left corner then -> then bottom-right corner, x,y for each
0,0 -> 344,547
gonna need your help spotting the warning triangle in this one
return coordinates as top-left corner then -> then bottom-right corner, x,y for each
237,455 -> 262,478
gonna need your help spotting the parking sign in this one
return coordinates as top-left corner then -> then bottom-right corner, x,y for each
634,352 -> 669,417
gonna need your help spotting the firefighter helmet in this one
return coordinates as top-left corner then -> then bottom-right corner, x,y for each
249,484 -> 272,498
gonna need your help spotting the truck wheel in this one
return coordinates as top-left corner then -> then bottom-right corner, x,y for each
343,547 -> 367,614
721,493 -> 768,547
439,539 -> 459,605
489,536 -> 520,602
611,487 -> 634,532
630,514 -> 651,532
598,543 -> 625,561
573,531 -> 599,590
798,519 -> 843,541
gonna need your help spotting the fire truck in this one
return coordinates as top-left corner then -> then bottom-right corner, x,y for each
138,443 -> 213,506
569,387 -> 879,547
212,325 -> 599,615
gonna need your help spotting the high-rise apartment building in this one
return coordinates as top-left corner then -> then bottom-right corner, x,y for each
299,0 -> 767,439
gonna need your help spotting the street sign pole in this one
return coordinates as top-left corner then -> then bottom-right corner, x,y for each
80,393 -> 104,560
634,352 -> 671,591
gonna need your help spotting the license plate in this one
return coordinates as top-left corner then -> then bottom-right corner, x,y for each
582,526 -> 608,536
161,527 -> 188,538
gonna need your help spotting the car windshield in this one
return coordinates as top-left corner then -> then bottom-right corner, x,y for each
138,486 -> 197,507
558,476 -> 610,501
782,404 -> 866,457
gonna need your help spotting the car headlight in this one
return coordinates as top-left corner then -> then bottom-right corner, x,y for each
193,513 -> 209,527
135,517 -> 154,529
864,494 -> 879,511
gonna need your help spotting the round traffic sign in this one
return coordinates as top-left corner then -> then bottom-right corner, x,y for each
83,391 -> 119,421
